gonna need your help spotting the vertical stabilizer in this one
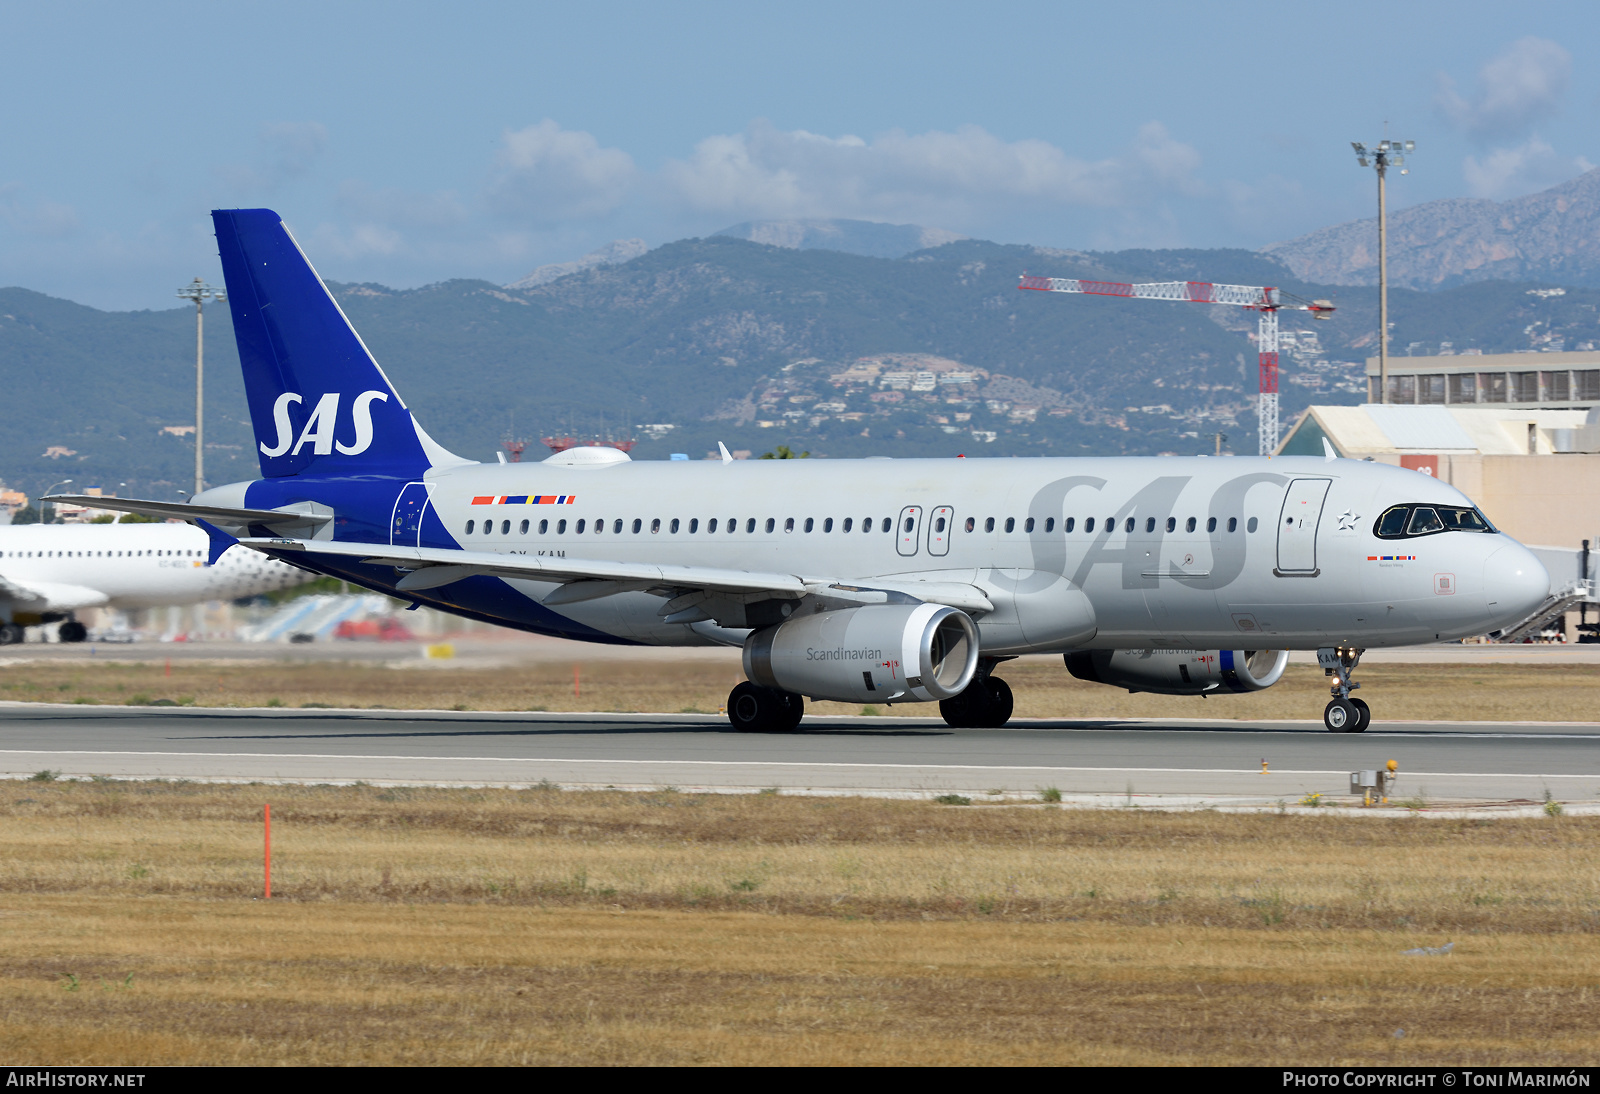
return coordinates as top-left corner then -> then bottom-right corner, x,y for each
212,208 -> 466,479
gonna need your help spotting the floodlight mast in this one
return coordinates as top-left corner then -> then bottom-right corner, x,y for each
1351,138 -> 1415,404
1018,276 -> 1335,456
176,278 -> 226,497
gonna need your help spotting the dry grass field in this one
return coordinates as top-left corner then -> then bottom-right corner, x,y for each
2,779 -> 1599,1065
2,656 -> 1598,722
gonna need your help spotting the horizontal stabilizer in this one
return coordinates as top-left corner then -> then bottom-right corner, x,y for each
43,495 -> 332,534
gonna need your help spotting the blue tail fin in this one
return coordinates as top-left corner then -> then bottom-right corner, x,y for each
212,208 -> 466,479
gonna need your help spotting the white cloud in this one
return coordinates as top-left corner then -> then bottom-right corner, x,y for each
334,181 -> 467,230
0,184 -> 80,238
302,222 -> 404,262
659,119 -> 1204,225
1435,37 -> 1570,141
1462,137 -> 1595,199
217,121 -> 330,194
486,120 -> 636,223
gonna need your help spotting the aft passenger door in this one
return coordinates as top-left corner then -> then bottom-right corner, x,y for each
1276,478 -> 1331,575
896,505 -> 923,557
927,506 -> 953,557
391,482 -> 431,547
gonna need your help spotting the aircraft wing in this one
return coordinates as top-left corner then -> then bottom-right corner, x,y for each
42,495 -> 331,535
234,537 -> 996,617
236,536 -> 813,597
0,573 -> 109,612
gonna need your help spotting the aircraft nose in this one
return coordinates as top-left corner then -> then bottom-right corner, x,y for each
1483,542 -> 1550,630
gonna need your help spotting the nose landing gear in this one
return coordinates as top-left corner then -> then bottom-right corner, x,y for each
1318,646 -> 1370,732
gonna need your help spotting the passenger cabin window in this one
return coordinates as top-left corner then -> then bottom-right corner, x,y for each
844,518 -> 854,532
520,519 -> 529,534
985,517 -> 995,532
670,518 -> 680,533
802,518 -> 812,532
576,519 -> 586,533
1247,517 -> 1258,532
632,519 -> 642,533
1166,517 -> 1176,532
1186,517 -> 1196,532
613,519 -> 623,534
651,518 -> 662,533
1206,517 -> 1217,532
1085,517 -> 1095,532
465,520 -> 475,535
823,518 -> 833,532
539,519 -> 549,534
689,519 -> 699,533
1125,517 -> 1135,533
964,517 -> 974,532
557,519 -> 567,534
1227,518 -> 1237,532
1004,518 -> 1015,533
1064,517 -> 1074,532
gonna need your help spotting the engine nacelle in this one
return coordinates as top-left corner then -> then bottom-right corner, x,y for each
1064,648 -> 1288,696
744,603 -> 979,704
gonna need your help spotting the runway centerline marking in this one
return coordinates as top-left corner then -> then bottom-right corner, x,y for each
1,749 -> 1597,780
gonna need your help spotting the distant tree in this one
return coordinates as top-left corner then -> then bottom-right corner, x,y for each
759,445 -> 810,459
90,514 -> 116,524
10,505 -> 39,525
117,513 -> 160,523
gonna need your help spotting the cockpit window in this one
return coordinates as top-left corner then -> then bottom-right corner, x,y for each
1376,507 -> 1409,537
1438,507 -> 1493,532
1406,507 -> 1444,535
1376,504 -> 1496,539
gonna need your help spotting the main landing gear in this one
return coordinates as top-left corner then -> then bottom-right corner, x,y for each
726,681 -> 804,733
1319,646 -> 1371,733
0,623 -> 23,646
939,659 -> 1014,729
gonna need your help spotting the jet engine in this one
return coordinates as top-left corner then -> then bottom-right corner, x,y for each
744,603 -> 980,704
1064,648 -> 1288,696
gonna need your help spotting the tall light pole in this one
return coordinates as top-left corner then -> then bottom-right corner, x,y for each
1351,138 -> 1414,404
42,479 -> 73,524
177,278 -> 226,497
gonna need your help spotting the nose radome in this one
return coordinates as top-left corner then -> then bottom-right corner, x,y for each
1483,543 -> 1550,629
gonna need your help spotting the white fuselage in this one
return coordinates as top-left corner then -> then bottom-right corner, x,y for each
0,522 -> 311,621
356,452 -> 1548,651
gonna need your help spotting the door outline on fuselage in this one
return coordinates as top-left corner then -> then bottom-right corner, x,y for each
927,505 -> 953,557
897,505 -> 923,557
1275,478 -> 1331,576
390,482 -> 431,547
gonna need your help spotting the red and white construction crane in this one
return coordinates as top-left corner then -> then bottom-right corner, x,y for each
1018,275 -> 1334,456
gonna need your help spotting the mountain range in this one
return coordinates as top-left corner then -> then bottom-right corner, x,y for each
6,233 -> 1600,505
1265,168 -> 1600,290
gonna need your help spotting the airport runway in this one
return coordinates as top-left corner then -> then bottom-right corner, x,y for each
2,703 -> 1598,804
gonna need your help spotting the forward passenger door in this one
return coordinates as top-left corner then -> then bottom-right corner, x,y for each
1276,479 -> 1331,575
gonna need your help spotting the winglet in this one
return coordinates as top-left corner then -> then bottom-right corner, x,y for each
195,518 -> 240,566
1322,438 -> 1338,462
718,441 -> 734,464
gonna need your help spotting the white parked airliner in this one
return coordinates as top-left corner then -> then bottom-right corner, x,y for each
52,209 -> 1552,732
0,522 -> 311,644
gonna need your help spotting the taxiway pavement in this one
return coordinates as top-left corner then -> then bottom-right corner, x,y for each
3,704 -> 1597,804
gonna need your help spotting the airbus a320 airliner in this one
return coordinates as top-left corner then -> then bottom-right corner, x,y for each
53,209 -> 1551,733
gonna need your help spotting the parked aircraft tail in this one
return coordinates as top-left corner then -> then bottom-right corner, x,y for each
212,208 -> 467,480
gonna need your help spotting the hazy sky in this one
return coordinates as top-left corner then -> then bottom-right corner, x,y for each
2,0 -> 1596,308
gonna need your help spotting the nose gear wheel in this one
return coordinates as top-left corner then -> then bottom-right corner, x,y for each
1319,647 -> 1370,732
